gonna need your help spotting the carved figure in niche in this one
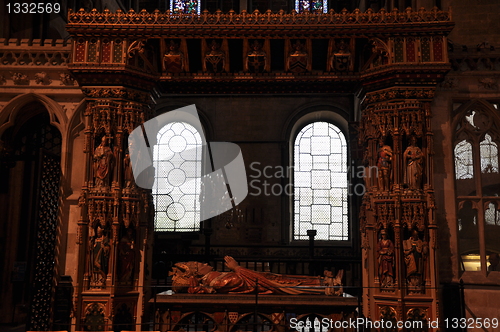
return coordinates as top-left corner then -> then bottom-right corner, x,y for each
170,256 -> 343,295
93,136 -> 114,188
377,140 -> 393,191
205,40 -> 225,73
331,39 -> 351,72
403,230 -> 428,287
246,40 -> 267,73
404,136 -> 424,190
288,40 -> 308,73
123,151 -> 135,188
118,227 -> 136,283
362,148 -> 372,190
163,40 -> 184,73
90,225 -> 110,286
377,229 -> 394,287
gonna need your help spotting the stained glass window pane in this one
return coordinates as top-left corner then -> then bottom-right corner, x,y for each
171,0 -> 200,14
294,122 -> 348,241
454,140 -> 474,180
480,134 -> 499,174
295,0 -> 327,13
153,122 -> 202,231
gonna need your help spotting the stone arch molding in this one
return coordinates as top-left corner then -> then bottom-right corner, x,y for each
282,100 -> 350,142
0,93 -> 68,138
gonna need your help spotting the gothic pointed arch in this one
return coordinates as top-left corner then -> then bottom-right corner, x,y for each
452,99 -> 500,272
0,104 -> 63,330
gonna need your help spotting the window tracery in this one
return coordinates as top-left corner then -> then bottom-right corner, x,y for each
295,0 -> 327,13
453,101 -> 500,272
153,121 -> 203,231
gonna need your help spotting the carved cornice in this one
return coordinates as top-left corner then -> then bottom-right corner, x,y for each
365,87 -> 435,104
0,38 -> 71,67
82,87 -> 154,103
67,7 -> 453,36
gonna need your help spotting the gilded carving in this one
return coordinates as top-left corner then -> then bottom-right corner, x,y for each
68,7 -> 451,26
127,39 -> 146,58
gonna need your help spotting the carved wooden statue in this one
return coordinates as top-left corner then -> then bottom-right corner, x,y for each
204,40 -> 226,73
377,141 -> 393,191
377,229 -> 394,287
403,230 -> 428,287
246,40 -> 267,73
331,39 -> 351,71
403,136 -> 424,190
90,225 -> 110,286
93,136 -> 114,188
163,40 -> 185,73
170,256 -> 343,295
287,40 -> 308,73
123,152 -> 135,188
117,227 -> 135,283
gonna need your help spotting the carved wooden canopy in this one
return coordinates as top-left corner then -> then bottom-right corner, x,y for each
66,8 -> 454,95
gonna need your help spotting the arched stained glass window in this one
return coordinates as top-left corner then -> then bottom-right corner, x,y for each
293,121 -> 348,241
153,122 -> 203,231
295,0 -> 327,13
454,140 -> 474,180
480,133 -> 499,174
171,0 -> 200,14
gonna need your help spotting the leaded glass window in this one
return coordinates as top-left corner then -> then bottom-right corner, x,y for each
454,101 -> 500,272
295,0 -> 327,13
153,122 -> 202,231
485,202 -> 500,226
293,122 -> 348,241
454,140 -> 474,180
480,134 -> 499,174
171,0 -> 200,14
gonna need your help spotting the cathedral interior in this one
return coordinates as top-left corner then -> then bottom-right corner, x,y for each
1,0 -> 500,331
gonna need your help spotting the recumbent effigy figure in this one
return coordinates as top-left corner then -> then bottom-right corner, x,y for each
170,256 -> 343,296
